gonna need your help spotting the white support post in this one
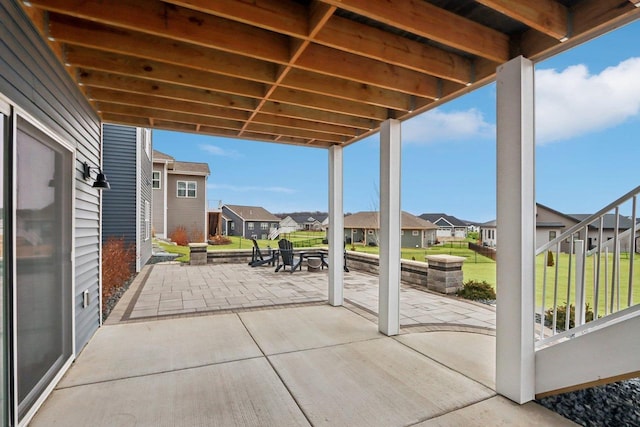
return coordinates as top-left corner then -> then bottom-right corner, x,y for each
379,119 -> 401,336
574,240 -> 586,326
328,145 -> 344,306
496,56 -> 536,404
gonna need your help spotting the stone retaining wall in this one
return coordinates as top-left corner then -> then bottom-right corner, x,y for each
345,251 -> 429,288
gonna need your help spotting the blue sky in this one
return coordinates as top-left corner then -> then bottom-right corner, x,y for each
153,21 -> 640,223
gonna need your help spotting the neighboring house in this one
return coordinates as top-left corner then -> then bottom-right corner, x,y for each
479,220 -> 497,247
484,203 -> 640,252
344,211 -> 437,248
278,212 -> 328,231
278,216 -> 299,235
152,150 -> 209,242
222,205 -> 281,239
419,213 -> 468,240
102,124 -> 153,272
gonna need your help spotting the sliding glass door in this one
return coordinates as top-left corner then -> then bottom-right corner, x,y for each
15,116 -> 72,420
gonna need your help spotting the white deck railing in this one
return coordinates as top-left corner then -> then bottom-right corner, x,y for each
534,185 -> 639,342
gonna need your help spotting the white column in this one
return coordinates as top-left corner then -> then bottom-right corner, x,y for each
379,119 -> 401,336
328,145 -> 344,306
496,56 -> 536,404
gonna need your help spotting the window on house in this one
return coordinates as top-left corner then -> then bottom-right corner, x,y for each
260,222 -> 268,230
248,222 -> 254,230
367,230 -> 374,234
177,180 -> 196,198
152,171 -> 161,189
230,222 -> 235,230
144,200 -> 150,241
400,230 -> 404,235
412,230 -> 419,236
549,231 -> 556,240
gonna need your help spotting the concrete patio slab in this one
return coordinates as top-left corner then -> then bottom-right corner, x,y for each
239,305 -> 381,355
416,395 -> 577,426
30,358 -> 310,427
268,338 -> 495,427
396,331 -> 496,389
59,314 -> 262,387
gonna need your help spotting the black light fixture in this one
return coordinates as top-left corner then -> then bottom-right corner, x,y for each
82,161 -> 111,190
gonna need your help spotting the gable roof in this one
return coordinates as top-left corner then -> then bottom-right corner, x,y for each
344,211 -> 437,230
419,213 -> 467,227
568,213 -> 637,230
171,161 -> 210,176
285,212 -> 329,224
153,150 -> 174,162
224,205 -> 280,222
152,150 -> 209,175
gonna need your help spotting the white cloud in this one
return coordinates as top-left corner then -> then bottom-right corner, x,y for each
535,57 -> 640,144
402,108 -> 495,144
199,144 -> 240,157
207,183 -> 296,194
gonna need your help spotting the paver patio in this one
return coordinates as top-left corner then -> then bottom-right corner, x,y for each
112,262 -> 496,333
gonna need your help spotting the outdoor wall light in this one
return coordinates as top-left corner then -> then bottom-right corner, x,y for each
82,161 -> 111,190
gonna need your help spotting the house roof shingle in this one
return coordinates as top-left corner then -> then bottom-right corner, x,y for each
344,211 -> 437,230
224,205 -> 281,222
172,161 -> 210,176
152,150 -> 174,162
419,213 -> 467,227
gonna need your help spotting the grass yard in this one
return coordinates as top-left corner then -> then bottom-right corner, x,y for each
535,252 -> 640,317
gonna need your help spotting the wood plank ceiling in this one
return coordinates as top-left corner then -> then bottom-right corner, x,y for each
21,0 -> 640,148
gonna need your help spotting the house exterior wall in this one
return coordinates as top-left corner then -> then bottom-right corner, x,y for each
222,206 -> 243,237
244,220 -> 279,239
401,230 -> 422,248
1,0 -> 101,354
102,125 -> 152,272
152,163 -> 166,238
535,206 -> 578,252
102,124 -> 137,254
481,227 -> 497,247
137,128 -> 153,269
166,173 -> 207,241
1,0 -> 101,420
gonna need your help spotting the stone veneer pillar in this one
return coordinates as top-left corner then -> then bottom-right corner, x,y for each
425,254 -> 465,294
189,243 -> 209,265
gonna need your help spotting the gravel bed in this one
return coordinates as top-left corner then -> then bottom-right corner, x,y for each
102,274 -> 136,322
538,378 -> 640,426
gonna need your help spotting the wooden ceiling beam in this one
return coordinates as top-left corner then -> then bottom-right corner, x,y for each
317,15 -> 474,85
86,88 -> 250,122
64,46 -> 267,98
245,123 -> 345,143
251,113 -> 358,138
260,102 -> 373,130
269,87 -> 390,121
77,70 -> 257,112
297,44 -> 439,99
476,0 -> 569,41
96,102 -> 245,131
318,0 -> 510,63
165,0 -> 477,86
281,69 -> 413,111
47,14 -> 277,84
29,0 -> 290,62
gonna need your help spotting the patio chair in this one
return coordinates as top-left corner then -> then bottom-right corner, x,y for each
249,238 -> 277,267
275,239 -> 302,273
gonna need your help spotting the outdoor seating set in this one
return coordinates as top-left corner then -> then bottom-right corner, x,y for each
249,238 -> 348,274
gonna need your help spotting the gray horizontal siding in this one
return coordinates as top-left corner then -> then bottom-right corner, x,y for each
102,124 -> 137,247
139,130 -> 153,268
1,0 -> 101,354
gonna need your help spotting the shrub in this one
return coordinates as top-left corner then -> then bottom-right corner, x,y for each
547,250 -> 555,267
189,224 -> 204,243
545,303 -> 595,331
101,237 -> 135,310
457,280 -> 496,301
209,235 -> 232,245
170,226 -> 189,246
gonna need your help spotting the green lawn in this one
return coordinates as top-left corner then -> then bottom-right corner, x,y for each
536,252 -> 640,317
